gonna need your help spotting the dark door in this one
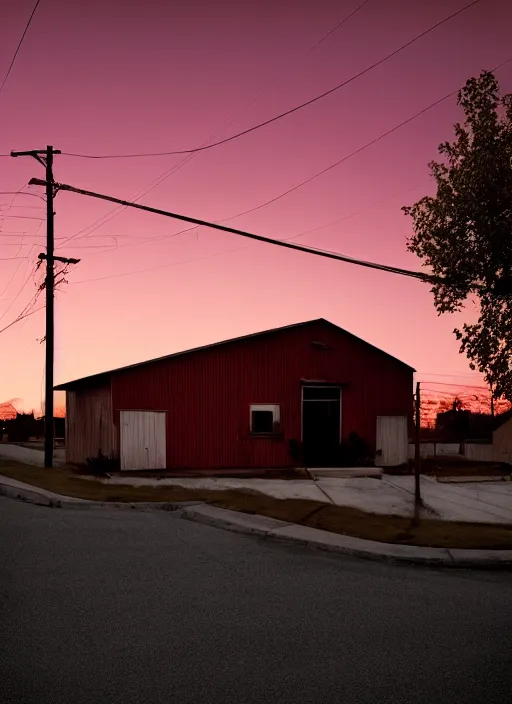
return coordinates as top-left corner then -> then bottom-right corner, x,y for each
302,386 -> 341,467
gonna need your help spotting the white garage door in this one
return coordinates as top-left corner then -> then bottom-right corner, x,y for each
375,416 -> 408,467
120,411 -> 166,471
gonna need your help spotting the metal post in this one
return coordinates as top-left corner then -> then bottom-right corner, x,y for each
414,381 -> 421,506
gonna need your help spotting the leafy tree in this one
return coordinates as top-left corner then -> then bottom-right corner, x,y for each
403,71 -> 512,400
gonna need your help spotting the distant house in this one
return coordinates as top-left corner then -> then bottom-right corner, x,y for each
55,318 -> 414,471
491,414 -> 512,465
462,409 -> 512,464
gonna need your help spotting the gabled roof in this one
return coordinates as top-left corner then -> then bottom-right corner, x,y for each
54,317 -> 415,390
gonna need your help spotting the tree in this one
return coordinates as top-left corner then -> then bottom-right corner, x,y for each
403,70 -> 512,400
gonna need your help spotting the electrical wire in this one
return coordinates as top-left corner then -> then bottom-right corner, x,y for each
0,305 -> 44,336
0,266 -> 44,339
67,53 -> 512,257
284,182 -> 428,242
61,0 -> 486,159
0,263 -> 37,323
420,380 -> 489,391
48,178 -> 457,287
77,180 -> 428,261
57,3 -> 371,248
0,259 -> 25,300
308,0 -> 371,50
0,190 -> 46,201
214,56 -> 512,225
0,0 -> 42,97
417,371 -> 485,379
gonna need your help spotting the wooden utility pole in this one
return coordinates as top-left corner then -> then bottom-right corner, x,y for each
414,381 -> 421,508
10,147 -> 78,467
44,146 -> 56,467
490,381 -> 495,417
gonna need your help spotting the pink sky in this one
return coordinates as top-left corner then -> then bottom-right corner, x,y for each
1,0 -> 510,414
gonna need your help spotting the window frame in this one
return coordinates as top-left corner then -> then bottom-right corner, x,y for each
249,404 -> 281,436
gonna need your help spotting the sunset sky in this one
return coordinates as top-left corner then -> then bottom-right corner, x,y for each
1,0 -> 511,415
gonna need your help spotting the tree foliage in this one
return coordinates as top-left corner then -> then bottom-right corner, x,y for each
403,71 -> 512,400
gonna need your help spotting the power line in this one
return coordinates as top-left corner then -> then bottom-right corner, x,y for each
57,4 -> 371,248
70,180 -> 429,263
0,305 -> 44,336
0,0 -> 42,97
1,214 -> 45,221
420,380 -> 489,391
417,371 -> 484,379
0,258 -> 25,301
308,0 -> 371,50
0,190 -> 46,201
214,56 -> 512,224
285,182 -> 428,242
0,264 -> 37,324
71,242 -> 255,284
61,0 -> 485,159
38,177 -> 459,286
67,53 -> 512,257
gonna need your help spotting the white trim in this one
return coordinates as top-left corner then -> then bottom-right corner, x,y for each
250,404 -> 280,433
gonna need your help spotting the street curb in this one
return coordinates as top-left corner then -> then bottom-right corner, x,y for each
0,482 -> 64,508
2,476 -> 512,568
0,479 -> 201,513
180,504 -> 512,569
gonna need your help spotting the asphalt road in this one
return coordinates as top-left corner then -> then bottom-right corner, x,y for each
1,498 -> 511,704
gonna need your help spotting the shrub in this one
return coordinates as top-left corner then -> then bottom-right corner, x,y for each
84,451 -> 119,476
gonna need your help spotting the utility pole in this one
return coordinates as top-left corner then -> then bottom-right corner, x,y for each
11,146 -> 71,467
414,381 -> 422,519
490,381 -> 495,417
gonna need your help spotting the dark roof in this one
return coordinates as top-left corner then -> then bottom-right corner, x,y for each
54,317 -> 415,390
492,408 -> 512,432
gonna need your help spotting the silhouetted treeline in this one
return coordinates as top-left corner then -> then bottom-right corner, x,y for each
2,413 -> 65,442
435,404 -> 512,441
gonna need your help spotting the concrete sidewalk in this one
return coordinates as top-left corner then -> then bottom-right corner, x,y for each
1,473 -> 511,568
2,439 -> 512,525
0,444 -> 66,467
3,439 -> 510,525
94,473 -> 512,525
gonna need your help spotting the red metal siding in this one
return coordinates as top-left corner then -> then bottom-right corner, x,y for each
110,321 -> 413,469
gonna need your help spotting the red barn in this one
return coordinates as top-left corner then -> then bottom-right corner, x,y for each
56,318 -> 414,470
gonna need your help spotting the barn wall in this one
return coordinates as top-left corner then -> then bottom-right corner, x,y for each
66,379 -> 116,464
111,320 -> 413,469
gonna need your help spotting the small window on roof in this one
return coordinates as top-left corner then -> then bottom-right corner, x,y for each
250,404 -> 280,434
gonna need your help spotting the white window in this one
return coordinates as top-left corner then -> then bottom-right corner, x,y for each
250,404 -> 281,434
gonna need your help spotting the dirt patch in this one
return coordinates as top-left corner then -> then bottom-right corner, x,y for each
1,459 -> 512,550
386,457 -> 512,479
98,467 -> 310,480
422,459 -> 511,478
